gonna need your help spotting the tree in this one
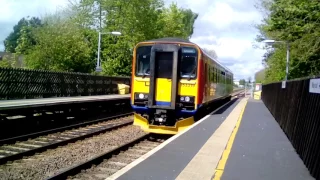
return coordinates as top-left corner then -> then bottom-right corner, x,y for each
255,0 -> 320,83
0,56 -> 12,67
239,79 -> 246,85
181,8 -> 198,39
0,54 -> 23,68
255,69 -> 265,83
3,0 -> 198,75
157,2 -> 197,39
86,0 -> 198,76
233,82 -> 238,87
4,17 -> 42,53
203,48 -> 218,59
24,13 -> 94,72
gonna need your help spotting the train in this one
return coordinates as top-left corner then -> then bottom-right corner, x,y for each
130,37 -> 233,135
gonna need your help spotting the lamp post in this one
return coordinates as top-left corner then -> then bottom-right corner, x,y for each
262,39 -> 290,81
95,0 -> 122,72
96,31 -> 122,72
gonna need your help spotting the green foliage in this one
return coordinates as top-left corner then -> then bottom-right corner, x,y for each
4,17 -> 41,53
256,0 -> 320,82
98,0 -> 164,76
157,3 -> 193,39
255,69 -> 266,83
89,0 -> 198,76
25,15 -> 94,72
239,79 -> 246,85
233,82 -> 238,88
0,58 -> 11,68
0,54 -> 23,68
3,0 -> 198,75
181,8 -> 199,39
203,48 -> 218,59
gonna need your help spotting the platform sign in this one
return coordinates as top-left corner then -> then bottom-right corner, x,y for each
309,78 -> 320,94
255,83 -> 262,91
281,81 -> 286,89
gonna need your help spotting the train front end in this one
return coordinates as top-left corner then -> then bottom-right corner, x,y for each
131,40 -> 201,135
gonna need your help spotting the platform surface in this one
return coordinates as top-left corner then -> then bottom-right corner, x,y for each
0,94 -> 130,110
110,98 -> 314,180
219,99 -> 314,180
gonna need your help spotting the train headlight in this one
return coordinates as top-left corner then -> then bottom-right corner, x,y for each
134,93 -> 148,100
179,96 -> 194,103
139,93 -> 144,99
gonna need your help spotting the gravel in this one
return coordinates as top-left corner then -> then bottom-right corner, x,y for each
35,116 -> 132,142
0,125 -> 146,180
0,116 -> 132,158
68,140 -> 162,180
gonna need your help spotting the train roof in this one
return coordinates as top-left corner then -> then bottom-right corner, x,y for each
141,37 -> 233,74
200,48 -> 233,74
145,37 -> 193,43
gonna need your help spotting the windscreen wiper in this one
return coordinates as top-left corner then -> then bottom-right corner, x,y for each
187,66 -> 197,81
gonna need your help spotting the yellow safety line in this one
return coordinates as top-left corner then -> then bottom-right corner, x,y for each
212,100 -> 248,180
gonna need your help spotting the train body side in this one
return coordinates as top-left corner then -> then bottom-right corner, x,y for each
199,50 -> 234,107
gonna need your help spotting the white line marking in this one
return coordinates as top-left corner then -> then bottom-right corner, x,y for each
106,98 -> 239,180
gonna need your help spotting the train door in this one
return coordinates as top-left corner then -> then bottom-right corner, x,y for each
147,44 -> 180,110
204,62 -> 209,101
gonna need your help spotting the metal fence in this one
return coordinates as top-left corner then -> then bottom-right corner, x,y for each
262,77 -> 320,179
0,67 -> 131,100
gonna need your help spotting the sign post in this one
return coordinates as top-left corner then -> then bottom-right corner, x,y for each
253,83 -> 262,100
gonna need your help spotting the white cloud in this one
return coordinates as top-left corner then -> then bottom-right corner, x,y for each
0,0 -> 68,22
201,2 -> 260,30
195,37 -> 253,60
168,0 -> 266,80
0,0 -> 68,50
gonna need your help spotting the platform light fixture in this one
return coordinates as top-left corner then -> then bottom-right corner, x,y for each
95,0 -> 122,72
262,39 -> 290,81
96,31 -> 122,72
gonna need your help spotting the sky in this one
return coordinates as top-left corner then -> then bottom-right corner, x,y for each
0,0 -> 266,81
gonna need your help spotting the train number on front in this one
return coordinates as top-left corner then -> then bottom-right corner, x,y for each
181,83 -> 195,87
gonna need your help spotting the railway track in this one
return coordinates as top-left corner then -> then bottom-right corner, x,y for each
0,125 -> 148,180
47,134 -> 167,180
0,112 -> 133,145
0,113 -> 133,164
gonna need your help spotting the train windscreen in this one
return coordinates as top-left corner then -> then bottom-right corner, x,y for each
180,47 -> 198,79
135,45 -> 198,79
135,46 -> 152,76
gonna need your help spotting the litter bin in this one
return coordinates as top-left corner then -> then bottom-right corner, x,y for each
117,84 -> 130,94
254,91 -> 261,100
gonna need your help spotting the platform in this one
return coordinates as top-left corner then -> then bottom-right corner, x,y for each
0,94 -> 130,110
107,98 -> 315,180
